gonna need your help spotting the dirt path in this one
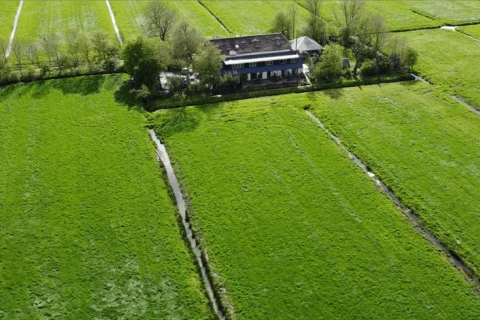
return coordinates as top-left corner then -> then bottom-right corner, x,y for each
5,0 -> 24,57
105,0 -> 123,45
306,111 -> 480,293
149,129 -> 226,320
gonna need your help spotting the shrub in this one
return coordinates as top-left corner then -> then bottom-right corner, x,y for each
360,60 -> 377,77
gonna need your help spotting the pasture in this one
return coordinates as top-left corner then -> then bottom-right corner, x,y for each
0,75 -> 212,319
404,29 -> 480,107
153,96 -> 480,319
0,1 -> 19,41
458,24 -> 480,40
109,0 -> 230,40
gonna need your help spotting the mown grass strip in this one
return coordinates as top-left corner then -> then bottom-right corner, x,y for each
153,96 -> 480,319
0,75 -> 213,319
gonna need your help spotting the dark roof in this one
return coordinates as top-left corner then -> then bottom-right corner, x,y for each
210,33 -> 293,57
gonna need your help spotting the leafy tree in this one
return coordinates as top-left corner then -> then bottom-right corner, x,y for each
312,44 -> 343,83
368,14 -> 389,77
304,0 -> 329,45
194,43 -> 224,90
77,32 -> 93,71
24,41 -> 40,67
42,33 -> 62,73
123,37 -> 163,92
91,31 -> 120,70
271,12 -> 291,39
65,29 -> 81,68
0,38 -> 7,64
388,36 -> 418,72
144,0 -> 177,41
11,39 -> 25,77
171,21 -> 203,66
337,0 -> 365,47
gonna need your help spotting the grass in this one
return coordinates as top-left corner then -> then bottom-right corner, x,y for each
0,1 -> 19,42
201,0 -> 311,35
14,1 -> 115,44
0,75 -> 212,319
109,0 -> 230,41
404,29 -> 480,107
458,24 -> 480,40
153,94 -> 480,319
406,0 -> 480,25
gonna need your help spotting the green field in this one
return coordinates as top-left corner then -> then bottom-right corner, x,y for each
109,0 -> 230,41
153,95 -> 480,319
0,75 -> 212,319
404,29 -> 480,107
406,0 -> 480,25
14,1 -> 115,44
0,1 -> 19,41
201,0 -> 311,35
458,24 -> 480,40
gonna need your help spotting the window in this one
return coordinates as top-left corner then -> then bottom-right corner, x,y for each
281,59 -> 287,64
249,62 -> 257,67
266,61 -> 273,66
290,58 -> 298,63
232,63 -> 244,70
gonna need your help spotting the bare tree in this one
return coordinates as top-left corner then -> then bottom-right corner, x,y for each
337,0 -> 365,46
42,33 -> 63,74
271,12 -> 291,39
306,0 -> 321,40
144,1 -> 177,41
0,38 -> 8,64
24,41 -> 40,66
368,14 -> 389,76
290,0 -> 299,42
11,39 -> 25,77
172,21 -> 203,66
65,29 -> 81,68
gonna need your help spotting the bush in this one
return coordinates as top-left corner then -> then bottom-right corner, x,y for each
360,60 -> 377,77
186,82 -> 205,96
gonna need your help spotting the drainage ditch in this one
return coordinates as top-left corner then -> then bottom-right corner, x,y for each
306,111 -> 480,293
149,129 -> 226,320
6,0 -> 24,57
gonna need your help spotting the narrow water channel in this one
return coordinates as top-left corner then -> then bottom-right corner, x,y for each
306,111 -> 480,292
149,130 -> 225,320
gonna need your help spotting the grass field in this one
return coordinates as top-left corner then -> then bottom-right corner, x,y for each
14,1 -> 115,44
201,0 -> 311,35
109,0 -> 230,41
153,97 -> 480,319
0,75 -> 212,319
458,24 -> 480,40
0,1 -> 19,42
406,0 -> 480,25
404,29 -> 480,107
299,82 -> 480,275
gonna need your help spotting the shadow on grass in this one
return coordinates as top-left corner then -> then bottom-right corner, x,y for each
154,106 -> 201,138
324,88 -> 345,100
114,81 -> 143,110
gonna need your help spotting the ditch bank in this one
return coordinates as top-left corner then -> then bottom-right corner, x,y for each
306,111 -> 480,294
149,129 -> 227,320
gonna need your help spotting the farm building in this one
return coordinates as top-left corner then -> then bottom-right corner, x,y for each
209,33 -> 303,81
290,36 -> 324,57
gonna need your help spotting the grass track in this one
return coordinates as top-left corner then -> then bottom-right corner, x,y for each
15,1 -> 115,43
0,75 -> 212,319
109,0 -> 230,41
404,29 -> 480,106
0,1 -> 20,41
153,96 -> 480,319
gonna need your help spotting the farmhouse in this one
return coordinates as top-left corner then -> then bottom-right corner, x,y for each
210,33 -> 303,81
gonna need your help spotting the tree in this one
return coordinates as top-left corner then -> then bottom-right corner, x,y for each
271,12 -> 291,39
304,0 -> 328,44
11,39 -> 25,77
172,21 -> 203,66
337,0 -> 365,46
388,36 -> 417,72
123,37 -> 164,92
25,41 -> 40,67
0,38 -> 7,64
77,32 -> 92,71
42,33 -> 62,73
91,31 -> 120,70
194,43 -> 224,90
368,14 -> 389,77
144,0 -> 177,41
311,44 -> 343,83
65,29 -> 81,68
290,0 -> 299,41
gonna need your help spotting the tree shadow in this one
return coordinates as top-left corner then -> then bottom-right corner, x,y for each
324,88 -> 345,100
154,106 -> 200,138
114,81 -> 143,110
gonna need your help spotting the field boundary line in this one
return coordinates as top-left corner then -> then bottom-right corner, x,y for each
6,0 -> 24,57
306,110 -> 480,294
149,129 -> 227,320
105,0 -> 123,45
451,96 -> 480,117
197,0 -> 233,35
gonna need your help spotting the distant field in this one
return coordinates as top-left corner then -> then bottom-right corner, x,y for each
153,97 -> 480,319
201,0 -> 310,35
407,0 -> 480,25
0,75 -> 212,319
15,1 -> 115,44
458,24 -> 480,40
0,1 -> 19,41
109,0 -> 229,41
404,29 -> 480,106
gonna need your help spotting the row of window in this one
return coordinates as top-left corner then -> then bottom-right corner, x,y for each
231,58 -> 298,70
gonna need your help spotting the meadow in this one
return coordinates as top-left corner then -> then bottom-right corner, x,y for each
0,1 -> 19,41
458,24 -> 480,40
0,75 -> 212,319
404,29 -> 480,107
109,0 -> 230,40
153,97 -> 480,319
14,1 -> 115,44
